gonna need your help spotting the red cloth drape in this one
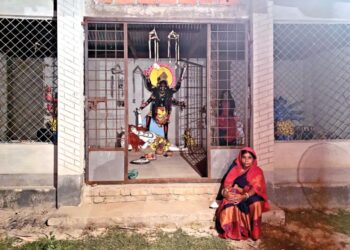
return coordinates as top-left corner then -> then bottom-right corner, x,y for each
217,101 -> 237,142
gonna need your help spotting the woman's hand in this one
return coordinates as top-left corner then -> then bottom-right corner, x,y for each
223,188 -> 244,204
222,187 -> 232,199
224,192 -> 235,202
230,194 -> 245,204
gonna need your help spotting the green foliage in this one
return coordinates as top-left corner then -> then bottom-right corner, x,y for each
79,228 -> 149,250
327,210 -> 350,235
0,237 -> 16,250
150,229 -> 231,250
16,231 -> 79,250
1,228 -> 232,250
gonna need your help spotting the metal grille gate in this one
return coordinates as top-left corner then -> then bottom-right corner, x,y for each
86,22 -> 126,182
176,60 -> 207,176
85,21 -> 251,182
274,23 -> 350,140
210,23 -> 249,147
0,18 -> 57,143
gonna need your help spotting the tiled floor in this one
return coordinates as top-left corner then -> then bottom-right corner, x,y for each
128,151 -> 201,179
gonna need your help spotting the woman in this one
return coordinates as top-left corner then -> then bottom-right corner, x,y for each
216,147 -> 269,240
217,90 -> 237,146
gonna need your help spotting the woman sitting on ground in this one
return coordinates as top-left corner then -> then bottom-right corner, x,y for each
216,147 -> 269,240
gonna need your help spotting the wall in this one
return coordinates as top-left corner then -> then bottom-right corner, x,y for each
250,0 -> 275,183
274,0 -> 350,22
57,0 -> 85,206
274,141 -> 350,184
0,144 -> 54,186
273,141 -> 350,208
211,148 -> 240,179
0,0 -> 54,18
85,0 -> 248,20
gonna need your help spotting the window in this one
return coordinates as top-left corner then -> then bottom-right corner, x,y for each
210,23 -> 248,146
274,24 -> 350,140
0,18 -> 57,143
86,22 -> 125,149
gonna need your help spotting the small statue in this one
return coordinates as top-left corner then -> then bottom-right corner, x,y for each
130,126 -> 171,158
140,64 -> 186,140
183,128 -> 196,151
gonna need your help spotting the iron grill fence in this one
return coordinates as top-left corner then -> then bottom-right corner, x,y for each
210,23 -> 248,146
0,18 -> 57,143
86,23 -> 125,149
274,23 -> 350,140
176,60 -> 207,176
177,60 -> 206,149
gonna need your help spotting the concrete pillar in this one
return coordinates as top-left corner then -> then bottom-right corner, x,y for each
250,0 -> 275,184
57,0 -> 85,206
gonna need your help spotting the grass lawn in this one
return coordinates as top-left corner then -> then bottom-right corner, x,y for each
1,209 -> 349,250
0,229 -> 232,250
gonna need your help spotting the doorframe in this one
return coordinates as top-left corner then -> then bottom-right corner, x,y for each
84,18 -> 251,185
123,22 -> 129,182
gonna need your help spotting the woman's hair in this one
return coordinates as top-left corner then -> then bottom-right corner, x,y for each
218,90 -> 235,116
219,90 -> 234,101
240,150 -> 256,159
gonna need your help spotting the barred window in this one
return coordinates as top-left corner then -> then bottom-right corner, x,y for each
0,18 -> 57,143
210,23 -> 248,147
86,23 -> 125,149
274,24 -> 350,140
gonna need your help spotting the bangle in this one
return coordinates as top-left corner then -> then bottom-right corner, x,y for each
221,187 -> 229,196
245,193 -> 250,199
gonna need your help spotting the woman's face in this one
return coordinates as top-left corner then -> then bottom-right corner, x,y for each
241,152 -> 254,168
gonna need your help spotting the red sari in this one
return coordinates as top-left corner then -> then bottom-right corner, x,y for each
216,147 -> 269,240
217,100 -> 237,144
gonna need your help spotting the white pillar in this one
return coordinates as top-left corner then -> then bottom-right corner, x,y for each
250,0 -> 275,184
57,0 -> 85,206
